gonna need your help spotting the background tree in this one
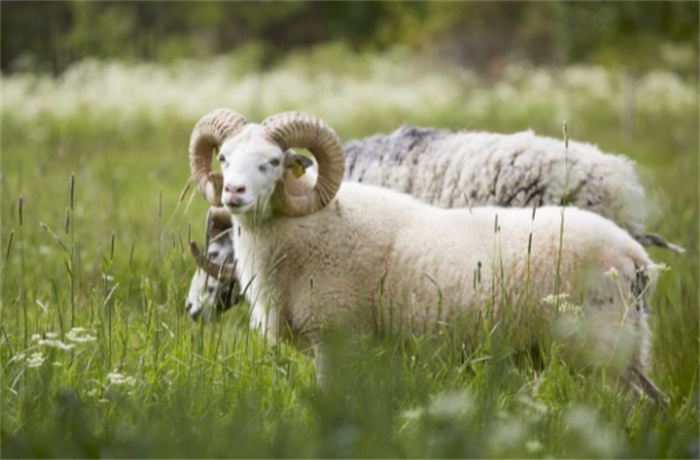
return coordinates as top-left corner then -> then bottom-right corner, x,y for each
2,2 -> 697,75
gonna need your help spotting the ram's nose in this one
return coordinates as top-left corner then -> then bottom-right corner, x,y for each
224,184 -> 246,195
222,184 -> 250,209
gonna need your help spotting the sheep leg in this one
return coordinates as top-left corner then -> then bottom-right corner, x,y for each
313,343 -> 329,389
634,367 -> 669,406
627,365 -> 669,407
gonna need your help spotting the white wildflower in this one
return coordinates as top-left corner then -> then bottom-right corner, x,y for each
653,262 -> 671,273
604,267 -> 619,280
542,293 -> 569,305
559,300 -> 584,316
66,327 -> 97,343
38,339 -> 75,350
33,331 -> 60,342
4,55 -> 693,131
27,352 -> 45,368
87,389 -> 98,397
10,353 -> 26,363
543,293 -> 583,317
107,369 -> 136,386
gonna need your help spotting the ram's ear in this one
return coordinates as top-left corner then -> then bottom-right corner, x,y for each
283,151 -> 314,178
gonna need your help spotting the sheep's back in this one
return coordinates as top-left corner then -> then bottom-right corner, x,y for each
381,203 -> 652,334
344,126 -> 646,238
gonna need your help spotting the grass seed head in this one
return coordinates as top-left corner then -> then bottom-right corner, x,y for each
70,173 -> 75,210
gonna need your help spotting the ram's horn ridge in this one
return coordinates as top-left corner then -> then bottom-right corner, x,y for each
189,108 -> 247,206
262,112 -> 346,216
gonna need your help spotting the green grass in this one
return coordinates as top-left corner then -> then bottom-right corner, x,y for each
1,51 -> 698,458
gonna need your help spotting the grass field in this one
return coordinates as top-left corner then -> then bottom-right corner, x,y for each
2,47 -> 698,458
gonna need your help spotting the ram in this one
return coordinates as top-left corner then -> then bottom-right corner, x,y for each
186,123 -> 680,320
188,108 -> 667,402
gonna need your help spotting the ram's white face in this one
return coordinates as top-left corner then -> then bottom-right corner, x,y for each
185,231 -> 237,322
217,125 -> 286,215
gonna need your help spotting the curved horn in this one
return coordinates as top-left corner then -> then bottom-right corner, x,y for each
189,241 -> 237,282
189,108 -> 247,206
262,112 -> 345,216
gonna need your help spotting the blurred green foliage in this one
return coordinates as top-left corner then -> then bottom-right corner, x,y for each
2,2 -> 697,74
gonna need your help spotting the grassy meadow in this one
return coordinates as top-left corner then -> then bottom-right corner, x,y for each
1,45 -> 698,458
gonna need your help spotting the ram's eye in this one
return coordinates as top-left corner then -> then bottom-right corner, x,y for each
208,251 -> 219,260
218,153 -> 225,162
258,164 -> 268,173
270,158 -> 281,167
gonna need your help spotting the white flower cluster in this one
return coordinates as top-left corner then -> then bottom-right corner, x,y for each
32,332 -> 74,350
65,327 -> 97,343
3,49 -> 695,128
38,339 -> 75,350
652,262 -> 671,273
27,352 -> 45,368
541,293 -> 583,315
29,327 -> 97,354
107,369 -> 136,386
604,267 -> 619,280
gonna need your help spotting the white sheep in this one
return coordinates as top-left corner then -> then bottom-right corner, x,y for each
187,108 -> 667,402
186,124 -> 680,320
185,207 -> 241,322
344,125 -> 681,251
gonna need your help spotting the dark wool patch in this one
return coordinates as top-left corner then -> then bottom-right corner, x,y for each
344,125 -> 450,181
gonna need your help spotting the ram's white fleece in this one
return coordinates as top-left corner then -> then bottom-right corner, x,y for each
234,181 -> 654,373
